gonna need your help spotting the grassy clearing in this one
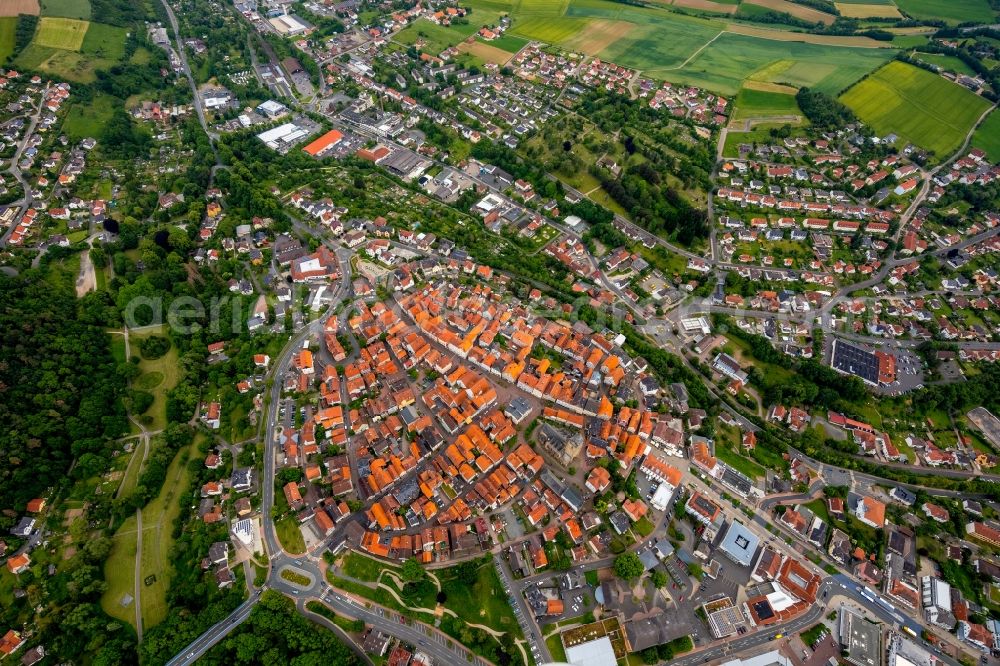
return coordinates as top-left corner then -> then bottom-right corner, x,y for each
34,16 -> 88,50
14,43 -> 103,82
723,122 -> 802,156
489,33 -> 528,52
0,17 -> 16,62
276,515 -> 306,554
840,60 -> 991,158
669,33 -> 894,96
129,326 -> 180,432
342,551 -> 399,582
395,13 -> 502,53
138,435 -> 200,628
911,51 -> 977,77
101,513 -> 139,626
62,93 -> 116,139
893,0 -> 995,24
733,86 -> 802,120
80,21 -> 126,60
40,0 -> 90,19
972,109 -> 1000,162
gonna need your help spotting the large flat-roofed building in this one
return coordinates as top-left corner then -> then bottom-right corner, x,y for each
712,352 -> 748,384
564,636 -> 616,666
839,606 -> 881,666
718,520 -> 760,567
720,651 -> 792,666
831,339 -> 896,386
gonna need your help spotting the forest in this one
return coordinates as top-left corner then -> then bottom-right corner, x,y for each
199,591 -> 362,665
0,268 -> 128,513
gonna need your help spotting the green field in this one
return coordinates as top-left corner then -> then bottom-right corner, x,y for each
40,0 -> 91,19
489,33 -> 529,53
0,18 -> 16,64
912,51 -> 977,77
893,0 -> 995,24
972,108 -> 1000,162
138,437 -> 199,627
101,512 -> 139,626
81,21 -> 127,60
673,33 -> 895,96
276,515 -> 306,554
129,327 -> 181,432
840,60 -> 991,158
34,16 -> 89,50
732,86 -> 803,120
14,43 -> 99,81
101,436 -> 200,630
63,93 -> 117,139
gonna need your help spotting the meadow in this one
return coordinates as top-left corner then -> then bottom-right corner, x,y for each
840,60 -> 991,158
972,109 -> 1000,162
893,0 -> 995,24
912,51 -> 978,77
13,16 -> 123,82
732,86 -> 803,120
672,32 -> 894,96
34,16 -> 88,50
80,21 -> 127,60
62,92 -> 117,139
130,326 -> 181,432
0,17 -> 16,62
40,0 -> 90,19
835,2 -> 902,17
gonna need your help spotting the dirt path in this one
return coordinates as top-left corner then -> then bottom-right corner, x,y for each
76,245 -> 95,297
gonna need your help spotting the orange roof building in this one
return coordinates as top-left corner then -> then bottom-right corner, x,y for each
302,129 -> 344,157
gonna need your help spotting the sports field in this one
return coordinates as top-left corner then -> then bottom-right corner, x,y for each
840,60 -> 991,158
34,16 -> 88,50
40,0 -> 90,19
972,109 -> 1000,162
893,0 -> 995,24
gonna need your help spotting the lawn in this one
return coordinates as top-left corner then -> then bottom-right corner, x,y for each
34,16 -> 88,50
395,13 -> 502,53
80,21 -> 126,60
341,551 -> 399,582
40,0 -> 90,19
732,86 -> 803,120
722,122 -> 804,156
840,60 -> 991,159
439,559 -> 523,637
893,0 -> 995,24
673,32 -> 895,96
0,18 -> 16,63
101,512 -> 139,626
276,515 -> 306,554
138,435 -> 200,628
130,326 -> 180,432
912,51 -> 977,77
490,33 -> 529,53
62,93 -> 117,140
972,109 -> 1000,162
715,429 -> 766,479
